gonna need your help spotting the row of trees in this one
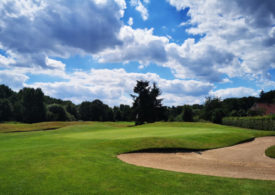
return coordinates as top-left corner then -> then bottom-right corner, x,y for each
0,82 -> 274,124
0,84 -> 133,123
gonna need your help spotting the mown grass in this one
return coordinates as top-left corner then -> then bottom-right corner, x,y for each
265,145 -> 275,158
0,121 -> 274,194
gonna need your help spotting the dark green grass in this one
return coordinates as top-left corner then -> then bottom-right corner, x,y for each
265,145 -> 275,158
0,122 -> 274,194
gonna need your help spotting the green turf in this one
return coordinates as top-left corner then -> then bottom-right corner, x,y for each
265,145 -> 275,158
0,122 -> 274,194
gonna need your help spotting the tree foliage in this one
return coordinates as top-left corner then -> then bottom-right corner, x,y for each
182,105 -> 193,122
0,84 -> 274,124
19,88 -> 46,123
259,90 -> 275,103
131,80 -> 164,125
0,99 -> 12,121
79,100 -> 112,121
47,104 -> 69,121
0,85 -> 14,99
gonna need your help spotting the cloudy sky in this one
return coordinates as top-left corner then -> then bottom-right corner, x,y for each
0,0 -> 275,106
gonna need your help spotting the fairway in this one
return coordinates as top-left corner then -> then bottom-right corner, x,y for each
0,122 -> 275,194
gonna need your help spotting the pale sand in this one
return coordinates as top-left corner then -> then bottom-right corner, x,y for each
118,137 -> 275,180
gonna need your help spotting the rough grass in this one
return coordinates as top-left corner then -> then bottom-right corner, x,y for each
265,145 -> 275,158
0,121 -> 274,194
0,121 -> 92,133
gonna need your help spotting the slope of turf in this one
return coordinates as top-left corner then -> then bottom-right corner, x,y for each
266,145 -> 275,158
0,122 -> 274,194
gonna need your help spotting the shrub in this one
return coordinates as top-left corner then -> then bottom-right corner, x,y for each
222,115 -> 275,131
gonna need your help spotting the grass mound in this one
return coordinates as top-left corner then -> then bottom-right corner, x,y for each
0,121 -> 274,194
265,145 -> 275,158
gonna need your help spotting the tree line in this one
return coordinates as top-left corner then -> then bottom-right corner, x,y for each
0,81 -> 274,124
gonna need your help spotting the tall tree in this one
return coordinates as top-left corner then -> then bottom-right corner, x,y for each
131,80 -> 163,125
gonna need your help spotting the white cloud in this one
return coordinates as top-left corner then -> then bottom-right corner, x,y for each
128,17 -> 134,26
136,1 -> 148,20
0,70 -> 29,90
130,0 -> 149,20
2,0 -> 273,86
95,26 -> 169,65
45,57 -> 65,71
0,54 -> 16,67
167,0 -> 275,80
25,68 -> 213,106
0,0 -> 47,20
210,87 -> 259,99
96,26 -> 235,82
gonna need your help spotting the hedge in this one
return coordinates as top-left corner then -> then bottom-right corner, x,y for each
222,115 -> 275,131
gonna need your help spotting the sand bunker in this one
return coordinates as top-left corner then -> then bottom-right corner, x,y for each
118,137 -> 275,180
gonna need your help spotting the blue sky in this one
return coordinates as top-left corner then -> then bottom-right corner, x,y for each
0,0 -> 275,106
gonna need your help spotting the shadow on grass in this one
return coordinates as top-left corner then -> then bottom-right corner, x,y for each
4,127 -> 59,133
123,137 -> 255,154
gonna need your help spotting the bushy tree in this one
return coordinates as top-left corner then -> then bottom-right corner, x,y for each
182,105 -> 193,122
259,90 -> 275,103
0,99 -> 13,121
79,101 -> 93,121
79,100 -> 112,121
119,104 -> 132,121
167,106 -> 183,121
66,102 -> 78,120
0,85 -> 14,99
202,97 -> 225,123
19,88 -> 46,123
211,108 -> 225,124
131,80 -> 164,125
113,106 -> 122,121
47,104 -> 68,121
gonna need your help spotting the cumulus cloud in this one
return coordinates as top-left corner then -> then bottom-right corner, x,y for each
0,0 -> 273,106
26,68 -> 213,106
2,0 -> 273,85
95,26 -> 169,65
0,70 -> 29,89
96,0 -> 273,82
0,0 -> 124,69
167,0 -> 275,80
95,25 -> 236,82
210,87 -> 259,99
45,57 -> 65,71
